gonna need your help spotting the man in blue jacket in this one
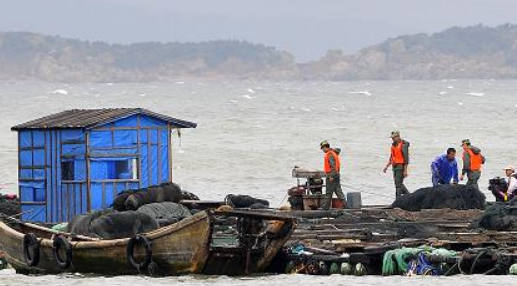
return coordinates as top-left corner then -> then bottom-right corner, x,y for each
431,148 -> 459,186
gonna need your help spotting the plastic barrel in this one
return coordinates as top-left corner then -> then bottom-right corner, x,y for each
346,192 -> 362,209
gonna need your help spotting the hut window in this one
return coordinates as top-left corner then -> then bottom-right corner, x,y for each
61,161 -> 75,180
91,158 -> 138,180
108,158 -> 138,180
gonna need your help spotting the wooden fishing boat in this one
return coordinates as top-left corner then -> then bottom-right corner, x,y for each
0,209 -> 296,276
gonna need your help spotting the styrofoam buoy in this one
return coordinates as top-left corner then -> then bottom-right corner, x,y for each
329,262 -> 340,274
355,263 -> 367,276
510,263 -> 517,275
341,262 -> 353,275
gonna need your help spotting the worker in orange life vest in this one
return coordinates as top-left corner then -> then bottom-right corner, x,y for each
460,139 -> 485,190
320,140 -> 345,208
383,131 -> 410,198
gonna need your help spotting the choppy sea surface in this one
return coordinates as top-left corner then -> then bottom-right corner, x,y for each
1,80 -> 517,284
0,269 -> 515,285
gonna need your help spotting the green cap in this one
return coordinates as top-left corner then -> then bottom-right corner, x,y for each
461,139 -> 471,146
390,131 -> 400,138
320,140 -> 330,149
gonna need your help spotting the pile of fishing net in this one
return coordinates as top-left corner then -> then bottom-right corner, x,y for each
224,194 -> 270,209
382,247 -> 457,276
111,182 -> 199,211
67,202 -> 194,239
0,194 -> 20,216
472,198 -> 517,230
67,209 -> 159,239
0,201 -> 19,216
391,184 -> 486,211
137,202 -> 192,226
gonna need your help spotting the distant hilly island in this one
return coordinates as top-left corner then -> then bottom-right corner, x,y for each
1,24 -> 517,82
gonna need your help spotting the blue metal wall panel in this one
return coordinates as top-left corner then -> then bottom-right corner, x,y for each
90,130 -> 112,147
21,205 -> 46,222
160,130 -> 169,183
20,169 -> 32,179
33,131 -> 45,147
61,129 -> 84,142
140,115 -> 167,127
151,145 -> 158,185
33,149 -> 45,165
20,131 -> 32,148
140,143 -> 149,187
90,183 -> 103,211
90,148 -> 138,156
62,144 -> 86,156
20,150 -> 32,167
104,183 -> 114,209
56,130 -> 62,222
113,115 -> 138,127
46,131 -> 52,222
114,130 -> 137,147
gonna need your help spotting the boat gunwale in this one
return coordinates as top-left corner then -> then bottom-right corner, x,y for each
0,209 -> 296,250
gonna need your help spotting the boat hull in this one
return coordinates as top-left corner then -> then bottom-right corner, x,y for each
0,210 -> 295,276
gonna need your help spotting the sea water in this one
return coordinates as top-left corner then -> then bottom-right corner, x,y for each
0,80 -> 516,284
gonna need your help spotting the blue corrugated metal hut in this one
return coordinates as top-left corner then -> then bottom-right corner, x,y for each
11,108 -> 196,223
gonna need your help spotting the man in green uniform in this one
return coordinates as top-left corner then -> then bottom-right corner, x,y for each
321,141 -> 345,209
460,139 -> 485,190
383,131 -> 410,197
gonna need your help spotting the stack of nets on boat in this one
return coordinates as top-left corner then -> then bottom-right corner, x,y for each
391,184 -> 486,211
472,197 -> 517,230
67,182 -> 199,239
137,202 -> 192,226
111,182 -> 198,211
224,194 -> 270,209
0,194 -> 20,216
67,209 -> 159,239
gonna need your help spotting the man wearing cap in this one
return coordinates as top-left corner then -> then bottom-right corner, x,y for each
383,131 -> 410,197
431,148 -> 459,186
320,141 -> 345,208
504,165 -> 517,200
459,139 -> 486,190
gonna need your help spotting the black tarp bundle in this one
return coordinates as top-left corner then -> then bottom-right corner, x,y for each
472,198 -> 517,230
225,194 -> 270,209
0,201 -> 19,216
136,202 -> 192,226
124,182 -> 184,210
67,209 -> 159,239
111,182 -> 199,211
391,184 -> 486,211
70,182 -> 201,238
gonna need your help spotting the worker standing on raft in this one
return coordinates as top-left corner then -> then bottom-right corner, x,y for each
503,165 -> 517,201
431,148 -> 459,186
320,141 -> 345,209
383,131 -> 410,198
460,139 -> 486,190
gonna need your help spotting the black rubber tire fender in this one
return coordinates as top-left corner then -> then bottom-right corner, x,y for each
52,235 -> 72,269
127,234 -> 152,272
23,233 -> 40,267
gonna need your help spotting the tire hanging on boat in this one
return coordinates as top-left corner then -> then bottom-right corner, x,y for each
127,234 -> 153,272
23,233 -> 40,267
52,235 -> 72,269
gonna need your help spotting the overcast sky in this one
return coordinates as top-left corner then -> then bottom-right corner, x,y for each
0,0 -> 516,61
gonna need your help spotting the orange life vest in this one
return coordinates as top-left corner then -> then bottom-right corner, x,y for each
464,148 -> 483,171
324,149 -> 340,173
391,142 -> 405,164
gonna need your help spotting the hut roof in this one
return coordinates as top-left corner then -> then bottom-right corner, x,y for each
11,108 -> 197,130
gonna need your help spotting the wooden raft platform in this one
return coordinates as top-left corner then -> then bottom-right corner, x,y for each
265,207 -> 517,275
